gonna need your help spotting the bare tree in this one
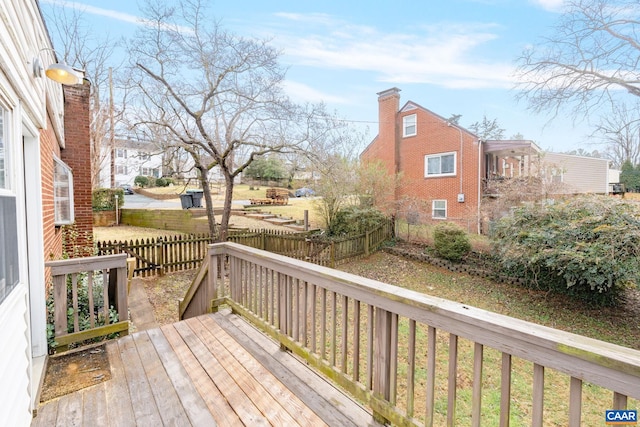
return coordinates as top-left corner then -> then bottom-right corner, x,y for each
594,103 -> 640,167
126,0 -> 323,240
515,0 -> 640,120
468,115 -> 505,139
43,6 -> 124,188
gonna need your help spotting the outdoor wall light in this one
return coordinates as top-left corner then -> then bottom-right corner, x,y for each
33,48 -> 82,85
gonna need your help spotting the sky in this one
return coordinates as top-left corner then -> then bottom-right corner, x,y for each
40,0 -> 594,153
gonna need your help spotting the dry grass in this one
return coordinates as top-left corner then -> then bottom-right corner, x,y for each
138,270 -> 198,325
94,225 -> 185,242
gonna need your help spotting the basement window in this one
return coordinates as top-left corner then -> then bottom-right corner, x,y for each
54,157 -> 75,226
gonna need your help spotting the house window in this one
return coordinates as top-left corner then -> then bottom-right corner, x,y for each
403,114 -> 417,137
116,165 -> 128,175
139,152 -> 150,160
116,149 -> 127,158
0,106 -> 19,305
425,152 -> 456,177
54,157 -> 75,226
432,200 -> 447,219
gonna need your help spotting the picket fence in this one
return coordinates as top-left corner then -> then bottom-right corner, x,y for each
96,221 -> 393,277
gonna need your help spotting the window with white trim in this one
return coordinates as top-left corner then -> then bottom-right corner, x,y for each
403,114 -> 417,137
116,149 -> 127,158
432,200 -> 447,219
54,157 -> 75,225
116,165 -> 128,175
425,152 -> 456,177
0,105 -> 19,304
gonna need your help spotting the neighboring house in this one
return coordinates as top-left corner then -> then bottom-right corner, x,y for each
98,137 -> 163,187
1,1 -> 91,424
98,138 -> 227,187
361,88 -> 612,232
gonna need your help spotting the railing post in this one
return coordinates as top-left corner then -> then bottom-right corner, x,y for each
156,238 -> 165,276
365,230 -> 371,256
116,265 -> 128,332
373,306 -> 392,424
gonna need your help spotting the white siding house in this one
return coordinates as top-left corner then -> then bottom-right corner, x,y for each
0,1 -> 70,424
543,152 -> 611,194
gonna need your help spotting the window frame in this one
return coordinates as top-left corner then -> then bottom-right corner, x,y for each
53,156 -> 75,226
403,114 -> 417,137
116,165 -> 128,175
425,152 -> 457,177
432,200 -> 447,219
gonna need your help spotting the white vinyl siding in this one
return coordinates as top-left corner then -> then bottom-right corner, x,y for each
432,200 -> 447,218
0,108 -> 5,188
0,284 -> 31,427
543,152 -> 609,194
425,152 -> 456,177
403,114 -> 417,137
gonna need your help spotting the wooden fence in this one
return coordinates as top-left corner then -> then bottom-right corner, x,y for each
96,220 -> 394,277
181,242 -> 640,427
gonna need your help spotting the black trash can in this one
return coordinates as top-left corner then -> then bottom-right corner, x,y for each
187,189 -> 204,208
180,193 -> 193,209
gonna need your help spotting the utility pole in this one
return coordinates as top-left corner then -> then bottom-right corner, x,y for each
109,67 -> 115,188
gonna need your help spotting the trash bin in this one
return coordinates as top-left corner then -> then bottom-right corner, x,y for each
180,193 -> 193,209
187,189 -> 204,208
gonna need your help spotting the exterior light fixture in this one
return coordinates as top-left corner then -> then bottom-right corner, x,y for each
33,48 -> 82,85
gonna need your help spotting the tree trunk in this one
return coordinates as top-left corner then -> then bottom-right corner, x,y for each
197,165 -> 217,241
218,173 -> 235,242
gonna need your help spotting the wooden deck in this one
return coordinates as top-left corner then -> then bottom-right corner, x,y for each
32,311 -> 380,427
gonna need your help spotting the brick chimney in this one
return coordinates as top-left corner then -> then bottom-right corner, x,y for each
376,87 -> 401,175
61,81 -> 94,257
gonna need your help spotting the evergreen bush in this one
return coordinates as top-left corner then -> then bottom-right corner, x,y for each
491,195 -> 640,307
433,222 -> 471,262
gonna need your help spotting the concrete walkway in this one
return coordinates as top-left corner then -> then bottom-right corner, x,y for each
127,278 -> 158,331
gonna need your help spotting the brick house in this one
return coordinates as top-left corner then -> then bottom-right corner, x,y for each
362,87 -> 483,232
361,88 -> 613,233
1,1 -> 92,423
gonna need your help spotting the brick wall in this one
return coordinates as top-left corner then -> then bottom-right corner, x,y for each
41,117 -> 63,289
61,82 -> 94,256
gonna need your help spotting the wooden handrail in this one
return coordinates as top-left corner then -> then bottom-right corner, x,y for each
46,254 -> 129,352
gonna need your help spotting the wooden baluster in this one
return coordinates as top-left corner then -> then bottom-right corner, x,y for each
500,352 -> 511,427
568,377 -> 582,427
472,343 -> 484,427
447,334 -> 458,427
426,326 -> 437,427
367,304 -> 374,391
532,363 -> 544,427
353,300 -> 361,383
341,295 -> 349,373
389,313 -> 398,405
331,291 -> 337,366
87,271 -> 95,328
71,273 -> 79,332
406,320 -> 416,418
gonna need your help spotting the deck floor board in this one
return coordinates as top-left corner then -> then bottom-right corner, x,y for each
33,311 -> 380,427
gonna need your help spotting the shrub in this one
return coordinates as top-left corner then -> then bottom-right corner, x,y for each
491,195 -> 640,307
155,177 -> 168,187
327,206 -> 388,236
432,222 -> 471,262
92,188 -> 124,211
134,175 -> 149,187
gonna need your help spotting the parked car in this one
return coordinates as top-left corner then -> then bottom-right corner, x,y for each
295,187 -> 315,197
120,184 -> 134,195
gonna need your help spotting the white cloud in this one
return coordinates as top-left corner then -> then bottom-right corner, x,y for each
40,0 -> 192,33
282,81 -> 350,104
269,14 -> 514,89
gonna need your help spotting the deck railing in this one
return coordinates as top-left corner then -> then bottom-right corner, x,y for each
180,242 -> 640,426
46,254 -> 130,352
